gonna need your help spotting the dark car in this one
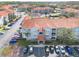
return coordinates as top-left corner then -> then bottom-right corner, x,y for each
73,47 -> 79,57
49,46 -> 54,54
0,32 -> 4,35
8,23 -> 13,27
74,47 -> 79,55
45,46 -> 49,57
9,38 -> 17,45
23,46 -> 29,54
65,46 -> 73,56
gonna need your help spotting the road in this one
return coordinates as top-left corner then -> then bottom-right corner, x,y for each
0,15 -> 25,53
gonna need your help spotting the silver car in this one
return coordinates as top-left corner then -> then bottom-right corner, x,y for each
59,46 -> 65,54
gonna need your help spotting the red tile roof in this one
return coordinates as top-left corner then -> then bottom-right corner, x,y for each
63,7 -> 79,13
32,7 -> 51,10
0,11 -> 9,16
24,16 -> 31,20
2,5 -> 13,9
22,16 -> 79,29
22,16 -> 79,41
1,5 -> 14,13
22,17 -> 35,28
18,4 -> 32,8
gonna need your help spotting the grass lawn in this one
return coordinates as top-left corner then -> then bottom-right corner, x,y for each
0,28 -> 5,32
17,39 -> 37,47
45,39 -> 79,45
0,28 -> 3,30
2,46 -> 13,56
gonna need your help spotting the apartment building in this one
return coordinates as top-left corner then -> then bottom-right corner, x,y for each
31,7 -> 54,17
0,11 -> 9,27
21,16 -> 79,43
20,17 -> 57,43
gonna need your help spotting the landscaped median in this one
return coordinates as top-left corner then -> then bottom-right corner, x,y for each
0,26 -> 6,33
0,27 -> 3,31
13,16 -> 20,21
6,16 -> 20,27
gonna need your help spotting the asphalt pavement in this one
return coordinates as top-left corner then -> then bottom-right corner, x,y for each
0,14 -> 26,56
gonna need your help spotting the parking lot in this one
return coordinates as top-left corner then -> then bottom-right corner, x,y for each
19,45 -> 79,57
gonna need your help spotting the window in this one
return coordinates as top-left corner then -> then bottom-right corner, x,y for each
39,32 -> 43,34
52,33 -> 56,36
52,28 -> 56,31
51,37 -> 56,39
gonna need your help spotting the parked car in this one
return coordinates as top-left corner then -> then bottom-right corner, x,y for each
8,23 -> 13,27
14,33 -> 20,38
74,47 -> 79,55
65,46 -> 73,56
29,46 -> 33,54
49,46 -> 54,54
72,47 -> 79,57
45,46 -> 49,57
59,46 -> 65,54
55,46 -> 60,54
23,46 -> 29,54
0,32 -> 4,36
9,38 -> 17,45
4,26 -> 11,30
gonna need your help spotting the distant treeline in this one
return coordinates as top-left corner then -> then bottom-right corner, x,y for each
0,1 -> 79,5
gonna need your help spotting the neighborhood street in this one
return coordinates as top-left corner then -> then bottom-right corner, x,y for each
0,15 -> 25,49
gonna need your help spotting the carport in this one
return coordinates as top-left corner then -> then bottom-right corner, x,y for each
33,46 -> 45,57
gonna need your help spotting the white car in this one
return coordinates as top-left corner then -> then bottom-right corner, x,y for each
5,26 -> 11,30
55,46 -> 60,54
59,46 -> 65,54
29,46 -> 33,53
46,48 -> 49,52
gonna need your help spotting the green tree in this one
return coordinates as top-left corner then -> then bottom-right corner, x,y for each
63,12 -> 75,18
27,8 -> 31,12
57,28 -> 75,45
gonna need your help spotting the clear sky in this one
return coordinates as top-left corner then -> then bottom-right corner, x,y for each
0,0 -> 79,2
